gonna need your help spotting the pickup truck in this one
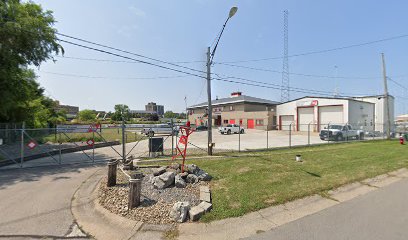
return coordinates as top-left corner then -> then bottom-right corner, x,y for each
319,124 -> 364,141
218,124 -> 245,135
141,124 -> 179,137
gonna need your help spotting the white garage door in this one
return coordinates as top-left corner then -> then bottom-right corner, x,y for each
319,106 -> 344,129
280,115 -> 294,130
298,107 -> 314,131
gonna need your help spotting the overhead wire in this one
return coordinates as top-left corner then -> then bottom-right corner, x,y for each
218,33 -> 408,63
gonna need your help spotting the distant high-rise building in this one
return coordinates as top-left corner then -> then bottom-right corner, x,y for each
145,102 -> 164,116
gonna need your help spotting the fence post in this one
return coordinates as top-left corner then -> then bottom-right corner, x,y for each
92,130 -> 95,162
327,123 -> 330,144
266,128 -> 269,149
20,122 -> 25,168
171,119 -> 174,157
289,123 -> 292,148
121,120 -> 126,163
107,159 -> 118,187
58,133 -> 62,164
238,124 -> 241,152
308,123 -> 311,145
128,173 -> 143,209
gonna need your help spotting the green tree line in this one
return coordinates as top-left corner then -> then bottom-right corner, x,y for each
0,0 -> 63,128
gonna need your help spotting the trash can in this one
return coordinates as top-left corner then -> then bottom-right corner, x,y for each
149,137 -> 164,153
404,133 -> 408,141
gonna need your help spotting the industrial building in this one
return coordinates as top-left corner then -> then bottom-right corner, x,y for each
276,96 -> 376,132
352,95 -> 395,132
188,92 -> 279,130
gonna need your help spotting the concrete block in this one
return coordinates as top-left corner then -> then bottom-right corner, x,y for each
198,201 -> 212,213
189,206 -> 205,221
199,186 -> 210,193
200,191 -> 211,203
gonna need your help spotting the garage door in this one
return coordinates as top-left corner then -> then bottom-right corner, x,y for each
247,119 -> 254,129
280,115 -> 294,130
298,107 -> 314,131
319,106 -> 343,130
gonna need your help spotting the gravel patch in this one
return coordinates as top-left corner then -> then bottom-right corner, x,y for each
98,168 -> 207,224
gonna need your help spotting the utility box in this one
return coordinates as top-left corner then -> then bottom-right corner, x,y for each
149,137 -> 164,153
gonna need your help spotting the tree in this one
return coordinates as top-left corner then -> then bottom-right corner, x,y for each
0,0 -> 63,126
78,110 -> 96,122
164,111 -> 177,119
112,104 -> 130,121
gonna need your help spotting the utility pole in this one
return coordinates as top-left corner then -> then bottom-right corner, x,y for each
381,53 -> 391,140
206,47 -> 213,155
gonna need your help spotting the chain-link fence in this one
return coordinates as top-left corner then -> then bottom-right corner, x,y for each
0,121 -> 403,169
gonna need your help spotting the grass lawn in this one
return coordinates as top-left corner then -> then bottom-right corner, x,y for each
183,140 -> 408,222
40,128 -> 145,144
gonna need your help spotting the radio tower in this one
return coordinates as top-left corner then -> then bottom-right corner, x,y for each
281,10 -> 290,102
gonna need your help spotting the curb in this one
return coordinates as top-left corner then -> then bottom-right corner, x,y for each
71,167 -> 173,240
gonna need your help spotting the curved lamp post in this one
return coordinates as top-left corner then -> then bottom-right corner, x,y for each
207,7 -> 238,155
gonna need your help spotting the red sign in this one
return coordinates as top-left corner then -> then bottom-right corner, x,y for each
27,141 -> 37,150
311,100 -> 319,106
86,139 -> 95,146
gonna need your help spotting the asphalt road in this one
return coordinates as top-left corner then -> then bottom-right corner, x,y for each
0,164 -> 101,239
247,178 -> 408,240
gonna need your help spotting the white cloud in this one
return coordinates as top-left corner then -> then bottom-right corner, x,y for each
129,6 -> 146,17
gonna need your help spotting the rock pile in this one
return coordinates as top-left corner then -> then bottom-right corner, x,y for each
150,164 -> 212,190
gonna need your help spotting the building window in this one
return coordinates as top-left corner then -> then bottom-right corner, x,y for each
223,119 -> 229,124
229,106 -> 235,111
256,119 -> 264,126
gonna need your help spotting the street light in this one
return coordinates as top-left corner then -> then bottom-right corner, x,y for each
206,6 -> 238,155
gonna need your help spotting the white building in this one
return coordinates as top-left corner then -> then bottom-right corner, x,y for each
352,95 -> 394,132
277,96 -> 375,132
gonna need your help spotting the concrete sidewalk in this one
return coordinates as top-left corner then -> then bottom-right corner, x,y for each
247,170 -> 408,240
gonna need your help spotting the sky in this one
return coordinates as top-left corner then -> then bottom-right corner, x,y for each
32,0 -> 408,115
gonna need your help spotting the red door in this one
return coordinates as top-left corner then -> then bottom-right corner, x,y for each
230,119 -> 235,124
247,119 -> 254,129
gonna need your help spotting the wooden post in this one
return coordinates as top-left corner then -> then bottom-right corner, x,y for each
107,159 -> 118,187
128,174 -> 143,209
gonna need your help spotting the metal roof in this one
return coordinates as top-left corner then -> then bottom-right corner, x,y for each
278,96 -> 376,105
188,95 -> 280,109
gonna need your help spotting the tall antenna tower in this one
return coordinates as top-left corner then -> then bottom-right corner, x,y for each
280,10 -> 290,102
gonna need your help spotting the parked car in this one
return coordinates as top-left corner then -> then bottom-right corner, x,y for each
141,124 -> 178,137
195,125 -> 208,131
319,124 -> 364,141
218,124 -> 244,135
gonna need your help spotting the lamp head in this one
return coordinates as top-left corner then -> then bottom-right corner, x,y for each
228,7 -> 238,19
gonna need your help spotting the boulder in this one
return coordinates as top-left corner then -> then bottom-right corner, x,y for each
153,167 -> 166,176
153,172 -> 175,189
196,170 -> 212,181
170,202 -> 191,223
153,177 -> 166,189
186,174 -> 199,184
175,174 -> 187,188
186,164 -> 199,174
169,163 -> 181,170
179,172 -> 189,179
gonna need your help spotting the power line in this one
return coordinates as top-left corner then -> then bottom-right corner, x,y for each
218,33 -> 408,63
57,38 -> 345,96
58,39 -> 208,79
40,71 -> 189,80
57,33 -> 206,72
388,77 -> 408,90
216,62 -> 381,79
